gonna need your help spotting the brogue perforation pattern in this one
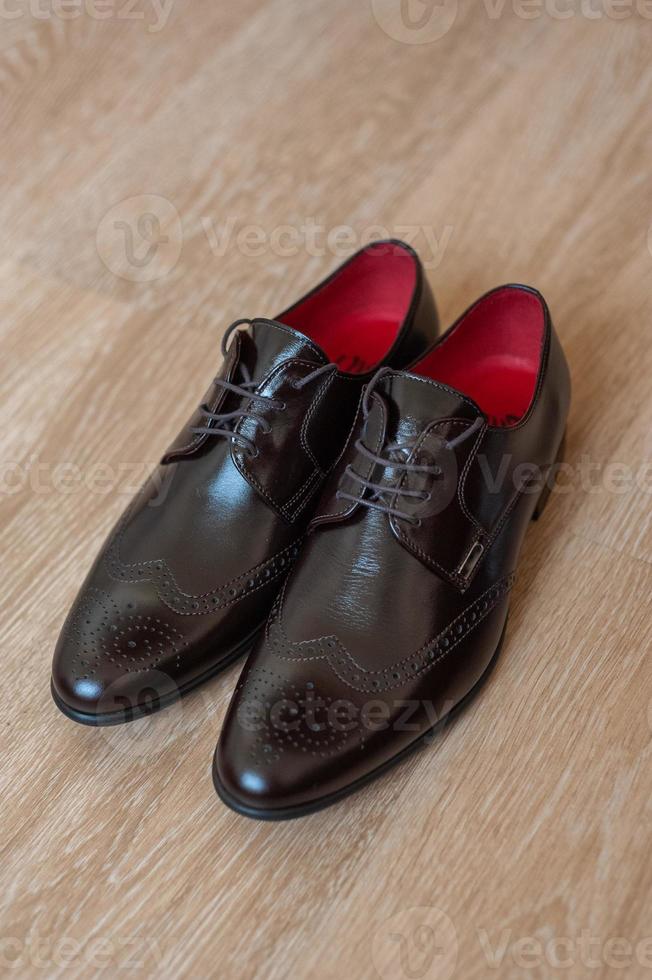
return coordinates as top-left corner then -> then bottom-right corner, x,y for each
266,573 -> 516,693
105,519 -> 302,616
236,666 -> 363,767
67,588 -> 188,680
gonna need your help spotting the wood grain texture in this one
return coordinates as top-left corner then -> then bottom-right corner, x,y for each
1,2 -> 652,977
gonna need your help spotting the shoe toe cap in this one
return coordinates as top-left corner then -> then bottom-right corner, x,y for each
213,661 -> 377,818
213,738 -> 333,819
51,583 -> 188,723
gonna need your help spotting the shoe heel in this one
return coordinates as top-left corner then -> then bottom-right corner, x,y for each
532,432 -> 566,521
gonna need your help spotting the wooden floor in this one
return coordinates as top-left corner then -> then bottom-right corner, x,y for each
2,2 -> 652,977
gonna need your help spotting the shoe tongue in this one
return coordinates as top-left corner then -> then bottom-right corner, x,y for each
375,370 -> 484,442
237,318 -> 328,383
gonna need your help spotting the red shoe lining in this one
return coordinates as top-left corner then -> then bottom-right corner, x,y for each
281,243 -> 417,373
413,287 -> 545,427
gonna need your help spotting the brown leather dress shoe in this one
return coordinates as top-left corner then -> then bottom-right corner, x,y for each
51,241 -> 439,724
214,284 -> 571,819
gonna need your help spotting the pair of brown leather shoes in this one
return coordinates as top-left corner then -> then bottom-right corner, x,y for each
51,240 -> 570,820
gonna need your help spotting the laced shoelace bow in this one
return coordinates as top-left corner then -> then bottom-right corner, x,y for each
335,367 -> 483,526
190,318 -> 336,456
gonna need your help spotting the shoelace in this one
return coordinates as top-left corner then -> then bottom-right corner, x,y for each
336,367 -> 484,525
190,318 -> 337,456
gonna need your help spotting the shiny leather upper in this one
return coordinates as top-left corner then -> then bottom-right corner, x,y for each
215,286 -> 571,815
51,241 -> 439,721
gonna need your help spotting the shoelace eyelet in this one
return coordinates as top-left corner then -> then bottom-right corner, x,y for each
333,408 -> 484,525
190,343 -> 337,453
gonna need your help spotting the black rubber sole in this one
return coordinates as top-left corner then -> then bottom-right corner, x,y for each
50,622 -> 264,727
212,619 -> 508,821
